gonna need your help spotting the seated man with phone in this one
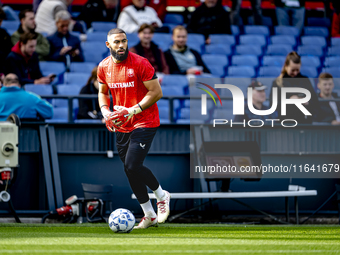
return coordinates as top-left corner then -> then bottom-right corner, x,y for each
47,10 -> 84,69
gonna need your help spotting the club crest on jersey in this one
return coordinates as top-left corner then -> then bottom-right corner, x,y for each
127,68 -> 134,77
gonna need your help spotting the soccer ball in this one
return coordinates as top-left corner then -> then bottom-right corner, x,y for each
108,208 -> 135,233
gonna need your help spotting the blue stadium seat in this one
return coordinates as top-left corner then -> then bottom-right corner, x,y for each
177,107 -> 209,123
297,45 -> 324,57
187,42 -> 203,55
223,77 -> 252,96
74,119 -> 102,123
158,106 -> 170,120
274,26 -> 300,37
161,86 -> 184,96
6,29 -> 15,35
324,56 -> 340,67
153,33 -> 172,46
86,32 -> 107,42
303,27 -> 329,37
164,14 -> 184,24
231,55 -> 259,67
1,20 -> 20,30
53,85 -> 82,108
321,67 -> 340,78
209,34 -> 236,46
262,55 -> 285,66
301,36 -> 327,48
70,62 -> 97,73
266,44 -> 293,56
205,44 -> 232,55
202,54 -> 228,67
239,34 -> 267,47
227,66 -> 256,77
258,66 -> 281,77
64,72 -> 89,86
231,25 -> 240,36
327,46 -> 340,56
25,84 -> 53,95
300,66 -> 318,78
125,33 -> 139,46
183,99 -> 214,110
91,22 -> 117,32
46,108 -> 68,122
270,35 -> 296,47
161,75 -> 188,89
331,38 -> 340,46
235,45 -> 262,56
300,56 -> 321,68
39,61 -> 66,77
244,25 -> 270,36
307,17 -> 331,27
207,66 -> 225,77
81,42 -> 109,63
187,34 -> 205,46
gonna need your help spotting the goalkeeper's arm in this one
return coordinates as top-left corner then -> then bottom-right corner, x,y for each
98,82 -> 115,131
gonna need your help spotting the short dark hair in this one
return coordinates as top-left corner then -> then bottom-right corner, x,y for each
0,7 -> 6,22
107,28 -> 126,37
19,32 -> 38,45
19,9 -> 34,21
138,23 -> 155,33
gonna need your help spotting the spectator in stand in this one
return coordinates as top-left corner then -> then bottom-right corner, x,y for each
120,0 -> 167,21
47,11 -> 84,70
234,81 -> 278,122
5,32 -> 54,85
11,9 -> 50,61
231,0 -> 262,25
0,7 -> 13,75
77,0 -> 120,29
164,26 -> 210,75
117,0 -> 165,34
130,24 -> 169,75
274,0 -> 305,33
35,0 -> 74,35
77,66 -> 104,121
187,0 -> 231,44
315,73 -> 340,125
0,73 -> 53,121
270,51 -> 320,124
331,0 -> 340,37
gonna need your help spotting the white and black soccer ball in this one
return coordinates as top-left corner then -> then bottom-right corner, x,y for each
108,208 -> 135,233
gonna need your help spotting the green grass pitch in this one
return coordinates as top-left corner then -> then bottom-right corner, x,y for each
1,223 -> 340,254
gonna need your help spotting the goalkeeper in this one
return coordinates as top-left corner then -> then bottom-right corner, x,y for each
98,28 -> 170,229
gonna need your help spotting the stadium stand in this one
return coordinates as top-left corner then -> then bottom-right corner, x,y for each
258,66 -> 282,77
63,72 -> 89,86
231,55 -> 259,67
91,22 -> 117,32
236,45 -> 263,56
270,35 -> 297,47
24,84 -> 53,96
70,62 -> 97,73
244,25 -> 270,36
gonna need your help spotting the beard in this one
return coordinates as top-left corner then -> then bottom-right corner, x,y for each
109,46 -> 129,61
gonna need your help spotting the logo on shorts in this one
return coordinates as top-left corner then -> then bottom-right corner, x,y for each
127,68 -> 134,77
140,143 -> 145,149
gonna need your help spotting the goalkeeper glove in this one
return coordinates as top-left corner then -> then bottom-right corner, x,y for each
101,105 -> 115,132
111,104 -> 143,127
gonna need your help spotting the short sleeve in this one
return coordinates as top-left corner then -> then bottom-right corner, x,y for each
140,58 -> 156,82
97,62 -> 106,84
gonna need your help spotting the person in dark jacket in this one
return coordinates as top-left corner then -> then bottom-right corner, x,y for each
270,51 -> 320,124
0,7 -> 13,75
11,9 -> 50,61
164,26 -> 210,75
77,66 -> 103,120
187,0 -> 231,44
5,32 -> 53,85
47,10 -> 84,70
130,23 -> 169,75
77,0 -> 120,29
316,73 -> 340,125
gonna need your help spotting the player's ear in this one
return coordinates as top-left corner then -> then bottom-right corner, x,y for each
105,41 -> 110,48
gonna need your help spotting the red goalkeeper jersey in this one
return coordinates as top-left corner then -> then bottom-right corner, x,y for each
97,52 -> 160,133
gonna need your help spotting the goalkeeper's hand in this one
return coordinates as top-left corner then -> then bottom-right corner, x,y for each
101,106 -> 115,132
111,104 -> 143,127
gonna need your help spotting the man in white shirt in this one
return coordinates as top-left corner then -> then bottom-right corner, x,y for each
316,73 -> 340,125
117,0 -> 163,34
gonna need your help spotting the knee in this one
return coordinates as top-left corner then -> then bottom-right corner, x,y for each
124,161 -> 142,175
